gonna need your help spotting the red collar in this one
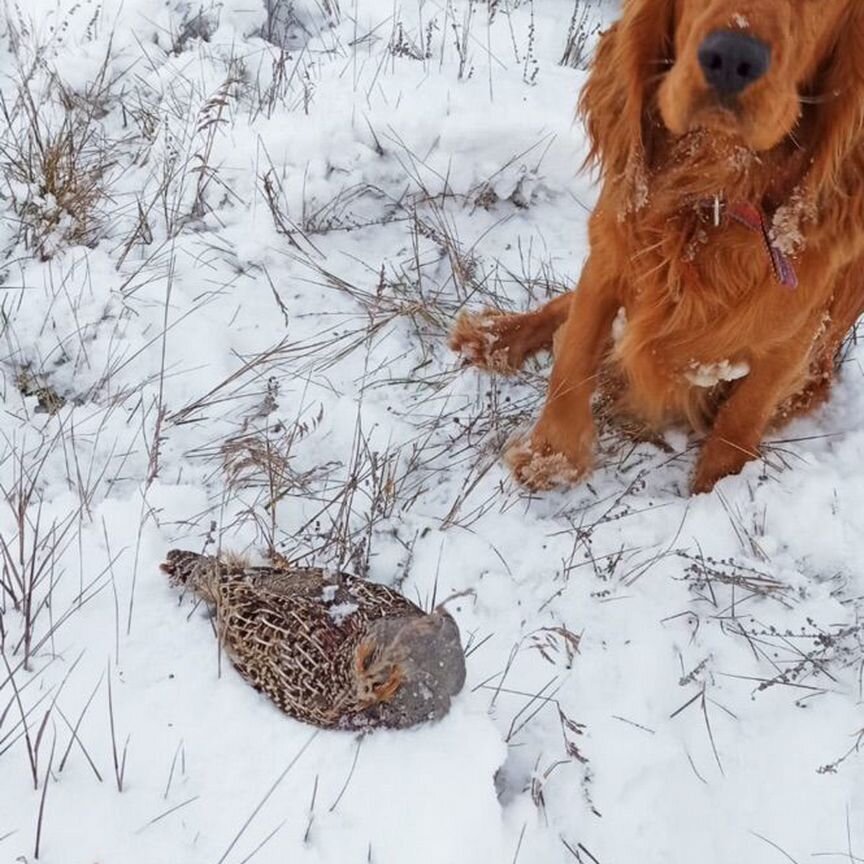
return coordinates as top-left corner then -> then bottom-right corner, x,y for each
698,199 -> 799,290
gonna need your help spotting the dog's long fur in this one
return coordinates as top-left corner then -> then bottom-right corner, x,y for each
452,0 -> 864,493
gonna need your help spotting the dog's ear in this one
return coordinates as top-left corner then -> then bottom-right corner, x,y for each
580,0 -> 676,194
806,6 -> 864,218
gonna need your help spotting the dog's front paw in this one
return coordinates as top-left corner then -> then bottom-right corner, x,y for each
449,310 -> 526,375
504,426 -> 594,491
691,439 -> 756,493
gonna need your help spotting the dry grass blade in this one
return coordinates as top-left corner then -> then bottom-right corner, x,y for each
166,336 -> 298,425
216,730 -> 319,864
328,735 -> 363,813
135,796 -> 200,834
818,726 -> 864,775
560,837 -> 603,864
700,687 -> 725,776
57,672 -> 105,781
0,648 -> 54,789
33,726 -> 57,860
750,831 -> 802,864
303,775 -> 319,844
236,820 -> 288,864
506,677 -> 562,742
106,661 -> 129,793
511,822 -> 527,864
163,739 -> 186,799
261,167 -> 321,255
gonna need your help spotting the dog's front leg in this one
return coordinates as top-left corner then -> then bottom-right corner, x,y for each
507,259 -> 620,490
450,293 -> 574,374
692,350 -> 809,493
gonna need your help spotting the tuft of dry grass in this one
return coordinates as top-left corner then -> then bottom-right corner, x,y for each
221,406 -> 329,548
0,43 -> 120,260
560,0 -> 602,70
679,552 -> 790,601
0,432 -> 81,670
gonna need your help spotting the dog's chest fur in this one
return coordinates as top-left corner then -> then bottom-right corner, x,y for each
602,207 -> 821,427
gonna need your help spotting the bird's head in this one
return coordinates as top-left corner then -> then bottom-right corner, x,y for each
351,610 -> 466,729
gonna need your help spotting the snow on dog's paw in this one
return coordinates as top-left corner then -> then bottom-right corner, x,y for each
504,435 -> 588,491
449,310 -> 521,375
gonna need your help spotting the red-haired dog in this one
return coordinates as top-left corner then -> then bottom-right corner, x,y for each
452,0 -> 864,493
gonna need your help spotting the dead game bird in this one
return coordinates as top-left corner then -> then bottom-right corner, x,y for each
160,550 -> 466,730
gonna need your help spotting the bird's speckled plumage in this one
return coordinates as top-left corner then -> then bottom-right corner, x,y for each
161,550 -> 466,730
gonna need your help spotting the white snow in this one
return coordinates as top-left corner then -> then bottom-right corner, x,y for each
612,305 -> 628,344
685,358 -> 751,387
327,601 -> 359,624
0,2 -> 862,864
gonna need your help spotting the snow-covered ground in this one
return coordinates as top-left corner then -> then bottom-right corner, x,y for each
0,1 -> 862,862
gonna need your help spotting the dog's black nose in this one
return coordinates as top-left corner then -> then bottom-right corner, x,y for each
698,31 -> 771,96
